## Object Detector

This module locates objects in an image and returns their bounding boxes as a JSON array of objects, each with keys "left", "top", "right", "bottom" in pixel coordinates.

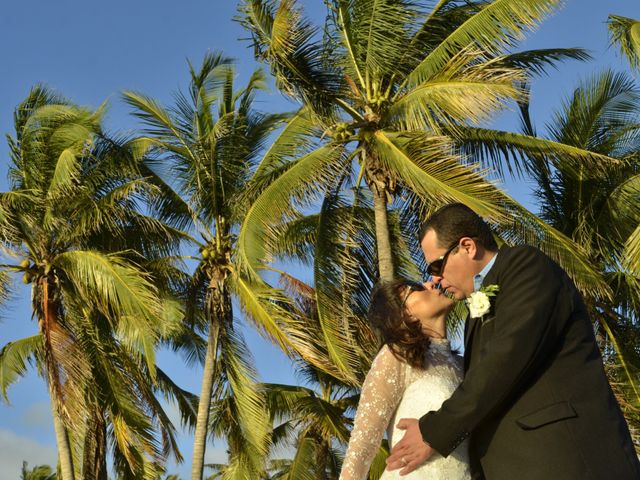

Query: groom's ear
[{"left": 459, "top": 237, "right": 479, "bottom": 259}]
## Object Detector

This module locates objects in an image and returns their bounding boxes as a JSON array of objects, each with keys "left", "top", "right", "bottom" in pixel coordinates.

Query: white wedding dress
[{"left": 340, "top": 339, "right": 471, "bottom": 479}]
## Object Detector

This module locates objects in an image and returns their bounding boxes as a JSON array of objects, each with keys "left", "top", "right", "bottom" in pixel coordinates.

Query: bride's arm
[{"left": 340, "top": 345, "right": 406, "bottom": 480}]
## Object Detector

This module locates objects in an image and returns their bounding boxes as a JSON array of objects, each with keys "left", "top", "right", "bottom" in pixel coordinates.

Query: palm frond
[
  {"left": 372, "top": 130, "right": 506, "bottom": 218},
  {"left": 250, "top": 108, "right": 320, "bottom": 180},
  {"left": 0, "top": 335, "right": 43, "bottom": 401},
  {"left": 404, "top": 0, "right": 563, "bottom": 88},
  {"left": 344, "top": 0, "right": 418, "bottom": 82},
  {"left": 313, "top": 191, "right": 375, "bottom": 380},
  {"left": 451, "top": 126, "right": 626, "bottom": 179},
  {"left": 624, "top": 222, "right": 640, "bottom": 278},
  {"left": 490, "top": 48, "right": 592, "bottom": 77},
  {"left": 122, "top": 91, "right": 195, "bottom": 150},
  {"left": 238, "top": 0, "right": 342, "bottom": 117},
  {"left": 608, "top": 14, "right": 640, "bottom": 71},
  {"left": 237, "top": 144, "right": 347, "bottom": 278},
  {"left": 46, "top": 147, "right": 83, "bottom": 199},
  {"left": 277, "top": 435, "right": 318, "bottom": 480},
  {"left": 546, "top": 70, "right": 640, "bottom": 151},
  {"left": 217, "top": 325, "right": 270, "bottom": 464},
  {"left": 155, "top": 367, "right": 199, "bottom": 431},
  {"left": 54, "top": 250, "right": 166, "bottom": 377},
  {"left": 389, "top": 73, "right": 523, "bottom": 132},
  {"left": 232, "top": 275, "right": 301, "bottom": 355}
]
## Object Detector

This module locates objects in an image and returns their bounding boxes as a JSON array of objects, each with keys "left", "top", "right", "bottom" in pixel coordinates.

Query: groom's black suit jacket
[{"left": 418, "top": 245, "right": 640, "bottom": 479}]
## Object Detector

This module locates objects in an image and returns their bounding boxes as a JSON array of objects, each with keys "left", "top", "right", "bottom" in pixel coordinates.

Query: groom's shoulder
[
  {"left": 498, "top": 245, "right": 559, "bottom": 273},
  {"left": 499, "top": 244, "right": 548, "bottom": 262}
]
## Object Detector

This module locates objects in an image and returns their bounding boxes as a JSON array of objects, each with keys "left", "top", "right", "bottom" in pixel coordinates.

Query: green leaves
[
  {"left": 608, "top": 14, "right": 640, "bottom": 71},
  {"left": 239, "top": 0, "right": 341, "bottom": 116},
  {"left": 218, "top": 325, "right": 270, "bottom": 468},
  {"left": 346, "top": 0, "right": 418, "bottom": 82},
  {"left": 47, "top": 147, "right": 82, "bottom": 199},
  {"left": 232, "top": 275, "right": 299, "bottom": 354},
  {"left": 389, "top": 74, "right": 523, "bottom": 132},
  {"left": 372, "top": 130, "right": 504, "bottom": 217},
  {"left": 404, "top": 0, "right": 563, "bottom": 87},
  {"left": 0, "top": 335, "right": 43, "bottom": 402},
  {"left": 261, "top": 371, "right": 356, "bottom": 479},
  {"left": 237, "top": 144, "right": 347, "bottom": 278},
  {"left": 54, "top": 250, "right": 168, "bottom": 377}
]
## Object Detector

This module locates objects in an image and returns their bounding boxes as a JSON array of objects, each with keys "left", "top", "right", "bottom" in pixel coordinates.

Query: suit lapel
[
  {"left": 464, "top": 313, "right": 477, "bottom": 352},
  {"left": 463, "top": 247, "right": 506, "bottom": 354}
]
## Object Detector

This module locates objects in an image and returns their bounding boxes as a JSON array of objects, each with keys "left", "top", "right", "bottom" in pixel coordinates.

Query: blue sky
[{"left": 0, "top": 0, "right": 638, "bottom": 478}]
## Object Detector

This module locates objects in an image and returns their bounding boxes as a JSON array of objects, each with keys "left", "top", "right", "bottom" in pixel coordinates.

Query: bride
[{"left": 339, "top": 279, "right": 471, "bottom": 479}]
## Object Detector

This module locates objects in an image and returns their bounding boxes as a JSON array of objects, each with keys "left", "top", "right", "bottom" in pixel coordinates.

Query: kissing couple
[{"left": 339, "top": 203, "right": 640, "bottom": 480}]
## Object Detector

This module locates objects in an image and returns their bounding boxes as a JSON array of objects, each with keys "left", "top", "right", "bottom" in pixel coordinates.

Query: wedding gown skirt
[{"left": 340, "top": 339, "right": 471, "bottom": 479}]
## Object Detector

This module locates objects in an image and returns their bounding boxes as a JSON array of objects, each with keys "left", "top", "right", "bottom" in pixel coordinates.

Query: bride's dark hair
[{"left": 368, "top": 278, "right": 431, "bottom": 368}]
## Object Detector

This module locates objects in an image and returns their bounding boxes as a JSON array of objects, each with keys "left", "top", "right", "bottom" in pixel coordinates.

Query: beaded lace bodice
[{"left": 340, "top": 339, "right": 471, "bottom": 479}]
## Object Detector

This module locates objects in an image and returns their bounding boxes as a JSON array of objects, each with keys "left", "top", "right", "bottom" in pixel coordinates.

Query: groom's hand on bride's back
[{"left": 386, "top": 418, "right": 434, "bottom": 475}]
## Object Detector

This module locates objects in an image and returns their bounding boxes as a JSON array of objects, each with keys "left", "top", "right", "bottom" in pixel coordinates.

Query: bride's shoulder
[
  {"left": 374, "top": 343, "right": 394, "bottom": 359},
  {"left": 371, "top": 344, "right": 410, "bottom": 369},
  {"left": 363, "top": 345, "right": 410, "bottom": 385},
  {"left": 372, "top": 344, "right": 404, "bottom": 368}
]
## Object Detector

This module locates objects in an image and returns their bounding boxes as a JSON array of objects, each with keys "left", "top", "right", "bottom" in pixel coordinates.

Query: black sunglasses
[{"left": 426, "top": 240, "right": 461, "bottom": 276}]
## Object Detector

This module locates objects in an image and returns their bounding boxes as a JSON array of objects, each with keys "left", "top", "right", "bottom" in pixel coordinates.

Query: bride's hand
[{"left": 386, "top": 418, "right": 434, "bottom": 474}]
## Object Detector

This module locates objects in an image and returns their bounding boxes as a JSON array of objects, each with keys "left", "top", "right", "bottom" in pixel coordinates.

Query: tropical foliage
[
  {"left": 20, "top": 462, "right": 57, "bottom": 480},
  {"left": 1, "top": 3, "right": 639, "bottom": 479},
  {"left": 236, "top": 0, "right": 624, "bottom": 382},
  {"left": 122, "top": 53, "right": 318, "bottom": 480},
  {"left": 608, "top": 14, "right": 640, "bottom": 72},
  {"left": 0, "top": 86, "right": 192, "bottom": 479}
]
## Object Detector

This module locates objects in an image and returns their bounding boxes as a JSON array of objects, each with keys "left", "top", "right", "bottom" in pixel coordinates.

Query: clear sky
[{"left": 0, "top": 0, "right": 638, "bottom": 478}]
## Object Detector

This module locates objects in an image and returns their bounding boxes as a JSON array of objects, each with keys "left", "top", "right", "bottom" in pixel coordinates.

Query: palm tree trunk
[
  {"left": 372, "top": 186, "right": 395, "bottom": 281},
  {"left": 192, "top": 267, "right": 230, "bottom": 480},
  {"left": 51, "top": 396, "right": 75, "bottom": 480},
  {"left": 191, "top": 320, "right": 220, "bottom": 480},
  {"left": 42, "top": 279, "right": 75, "bottom": 480}
]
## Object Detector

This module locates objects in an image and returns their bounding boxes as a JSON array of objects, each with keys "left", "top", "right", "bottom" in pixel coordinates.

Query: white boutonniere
[{"left": 466, "top": 284, "right": 499, "bottom": 319}]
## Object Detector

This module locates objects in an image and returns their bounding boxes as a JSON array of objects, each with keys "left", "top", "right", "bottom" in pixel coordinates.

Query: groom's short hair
[{"left": 420, "top": 203, "right": 498, "bottom": 251}]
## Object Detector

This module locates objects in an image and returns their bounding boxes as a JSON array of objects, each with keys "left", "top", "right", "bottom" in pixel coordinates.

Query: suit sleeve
[{"left": 419, "top": 247, "right": 572, "bottom": 456}]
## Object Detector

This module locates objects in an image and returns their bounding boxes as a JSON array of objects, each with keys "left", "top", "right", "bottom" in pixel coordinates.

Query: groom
[{"left": 386, "top": 203, "right": 640, "bottom": 479}]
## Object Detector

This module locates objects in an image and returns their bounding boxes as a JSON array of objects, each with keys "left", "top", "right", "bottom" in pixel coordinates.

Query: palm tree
[
  {"left": 68, "top": 142, "right": 199, "bottom": 479},
  {"left": 608, "top": 14, "right": 640, "bottom": 72},
  {"left": 123, "top": 53, "right": 325, "bottom": 480},
  {"left": 3, "top": 258, "right": 197, "bottom": 480},
  {"left": 205, "top": 268, "right": 370, "bottom": 480},
  {"left": 521, "top": 69, "right": 640, "bottom": 446},
  {"left": 20, "top": 462, "right": 57, "bottom": 480},
  {"left": 201, "top": 327, "right": 273, "bottom": 480},
  {"left": 237, "top": 0, "right": 615, "bottom": 376},
  {"left": 261, "top": 367, "right": 358, "bottom": 480},
  {"left": 257, "top": 270, "right": 395, "bottom": 480},
  {"left": 77, "top": 308, "right": 199, "bottom": 480},
  {"left": 0, "top": 86, "right": 187, "bottom": 480}
]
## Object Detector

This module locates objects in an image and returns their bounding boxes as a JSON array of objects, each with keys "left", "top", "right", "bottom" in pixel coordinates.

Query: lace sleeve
[{"left": 339, "top": 345, "right": 407, "bottom": 480}]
